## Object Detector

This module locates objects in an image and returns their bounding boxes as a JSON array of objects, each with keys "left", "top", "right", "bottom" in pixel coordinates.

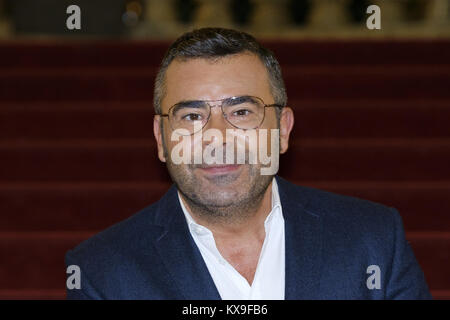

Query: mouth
[{"left": 197, "top": 164, "right": 242, "bottom": 175}]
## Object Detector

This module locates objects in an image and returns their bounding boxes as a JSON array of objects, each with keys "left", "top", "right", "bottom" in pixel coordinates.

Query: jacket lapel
[
  {"left": 277, "top": 176, "right": 324, "bottom": 300},
  {"left": 153, "top": 185, "right": 221, "bottom": 300},
  {"left": 152, "top": 178, "right": 323, "bottom": 300}
]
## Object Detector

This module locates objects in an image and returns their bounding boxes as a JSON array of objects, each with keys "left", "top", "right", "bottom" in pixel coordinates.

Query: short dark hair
[{"left": 153, "top": 28, "right": 287, "bottom": 118}]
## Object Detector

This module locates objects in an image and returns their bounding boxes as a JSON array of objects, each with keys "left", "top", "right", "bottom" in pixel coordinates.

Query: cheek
[
  {"left": 163, "top": 125, "right": 182, "bottom": 151},
  {"left": 261, "top": 107, "right": 279, "bottom": 128},
  {"left": 258, "top": 113, "right": 280, "bottom": 153},
  {"left": 164, "top": 130, "right": 202, "bottom": 164},
  {"left": 259, "top": 129, "right": 279, "bottom": 156}
]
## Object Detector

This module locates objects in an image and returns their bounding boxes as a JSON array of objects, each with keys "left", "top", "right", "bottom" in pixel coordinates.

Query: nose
[
  {"left": 200, "top": 105, "right": 233, "bottom": 158},
  {"left": 204, "top": 104, "right": 232, "bottom": 135}
]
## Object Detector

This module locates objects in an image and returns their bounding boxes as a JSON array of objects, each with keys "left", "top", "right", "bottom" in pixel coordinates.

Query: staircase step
[
  {"left": 0, "top": 182, "right": 168, "bottom": 232},
  {"left": 1, "top": 40, "right": 449, "bottom": 69},
  {"left": 407, "top": 232, "right": 450, "bottom": 291},
  {"left": 1, "top": 139, "right": 450, "bottom": 181},
  {"left": 0, "top": 232, "right": 448, "bottom": 292},
  {"left": 0, "top": 66, "right": 449, "bottom": 101},
  {"left": 266, "top": 40, "right": 450, "bottom": 66},
  {"left": 0, "top": 181, "right": 449, "bottom": 232},
  {"left": 0, "top": 289, "right": 65, "bottom": 300},
  {"left": 0, "top": 181, "right": 450, "bottom": 231},
  {"left": 300, "top": 181, "right": 450, "bottom": 233},
  {"left": 0, "top": 41, "right": 169, "bottom": 69},
  {"left": 283, "top": 65, "right": 450, "bottom": 100},
  {"left": 0, "top": 101, "right": 154, "bottom": 140},
  {"left": 279, "top": 138, "right": 450, "bottom": 181},
  {"left": 430, "top": 290, "right": 450, "bottom": 300},
  {"left": 0, "top": 232, "right": 93, "bottom": 290},
  {"left": 0, "top": 139, "right": 168, "bottom": 182},
  {"left": 1, "top": 100, "right": 450, "bottom": 140},
  {"left": 0, "top": 68, "right": 155, "bottom": 102},
  {"left": 291, "top": 99, "right": 450, "bottom": 139}
]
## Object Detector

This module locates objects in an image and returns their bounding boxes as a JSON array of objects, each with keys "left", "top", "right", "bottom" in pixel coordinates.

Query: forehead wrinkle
[{"left": 164, "top": 53, "right": 273, "bottom": 111}]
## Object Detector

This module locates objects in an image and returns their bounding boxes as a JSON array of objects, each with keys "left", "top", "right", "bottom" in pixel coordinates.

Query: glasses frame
[{"left": 158, "top": 95, "right": 284, "bottom": 135}]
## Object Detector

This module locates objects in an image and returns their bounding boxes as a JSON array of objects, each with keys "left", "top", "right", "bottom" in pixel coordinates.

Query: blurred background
[
  {"left": 1, "top": 0, "right": 450, "bottom": 38},
  {"left": 0, "top": 0, "right": 449, "bottom": 299}
]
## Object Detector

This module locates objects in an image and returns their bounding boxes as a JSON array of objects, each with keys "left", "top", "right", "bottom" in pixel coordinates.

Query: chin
[{"left": 199, "top": 192, "right": 244, "bottom": 208}]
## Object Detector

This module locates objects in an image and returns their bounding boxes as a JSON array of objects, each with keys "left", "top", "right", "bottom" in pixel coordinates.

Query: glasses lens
[
  {"left": 169, "top": 101, "right": 209, "bottom": 135},
  {"left": 222, "top": 96, "right": 265, "bottom": 129}
]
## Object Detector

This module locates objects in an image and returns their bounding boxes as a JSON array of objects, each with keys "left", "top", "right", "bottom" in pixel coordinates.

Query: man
[{"left": 65, "top": 28, "right": 431, "bottom": 299}]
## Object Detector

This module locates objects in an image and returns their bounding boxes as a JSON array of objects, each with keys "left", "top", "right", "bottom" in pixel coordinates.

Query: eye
[
  {"left": 182, "top": 113, "right": 203, "bottom": 121},
  {"left": 233, "top": 109, "right": 252, "bottom": 116}
]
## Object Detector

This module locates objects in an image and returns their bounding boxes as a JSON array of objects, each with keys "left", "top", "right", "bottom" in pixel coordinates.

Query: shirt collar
[
  {"left": 178, "top": 190, "right": 202, "bottom": 233},
  {"left": 266, "top": 177, "right": 282, "bottom": 226}
]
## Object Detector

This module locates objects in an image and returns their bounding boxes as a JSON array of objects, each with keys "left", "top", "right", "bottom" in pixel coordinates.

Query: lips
[{"left": 197, "top": 164, "right": 241, "bottom": 174}]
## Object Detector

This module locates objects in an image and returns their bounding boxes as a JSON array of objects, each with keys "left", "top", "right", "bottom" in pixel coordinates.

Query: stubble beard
[{"left": 163, "top": 142, "right": 274, "bottom": 226}]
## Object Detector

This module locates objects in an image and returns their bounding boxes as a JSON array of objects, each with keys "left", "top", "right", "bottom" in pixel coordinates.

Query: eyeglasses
[{"left": 159, "top": 95, "right": 283, "bottom": 136}]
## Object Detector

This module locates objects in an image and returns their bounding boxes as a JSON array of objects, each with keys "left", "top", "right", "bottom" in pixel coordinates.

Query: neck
[{"left": 180, "top": 181, "right": 273, "bottom": 239}]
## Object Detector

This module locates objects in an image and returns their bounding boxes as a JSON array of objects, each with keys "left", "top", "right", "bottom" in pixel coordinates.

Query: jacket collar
[
  {"left": 276, "top": 176, "right": 323, "bottom": 300},
  {"left": 151, "top": 176, "right": 323, "bottom": 299},
  {"left": 151, "top": 184, "right": 221, "bottom": 299}
]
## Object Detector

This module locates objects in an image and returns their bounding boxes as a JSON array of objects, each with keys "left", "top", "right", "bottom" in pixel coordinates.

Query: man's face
[{"left": 153, "top": 53, "right": 293, "bottom": 214}]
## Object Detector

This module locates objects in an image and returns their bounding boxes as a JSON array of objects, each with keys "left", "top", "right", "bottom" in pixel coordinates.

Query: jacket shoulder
[
  {"left": 277, "top": 176, "right": 398, "bottom": 222},
  {"left": 66, "top": 200, "right": 162, "bottom": 268},
  {"left": 278, "top": 177, "right": 432, "bottom": 299},
  {"left": 277, "top": 176, "right": 403, "bottom": 253}
]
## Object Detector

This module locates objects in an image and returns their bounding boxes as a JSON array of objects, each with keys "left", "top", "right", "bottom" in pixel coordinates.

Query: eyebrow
[
  {"left": 171, "top": 100, "right": 207, "bottom": 114},
  {"left": 224, "top": 96, "right": 256, "bottom": 105}
]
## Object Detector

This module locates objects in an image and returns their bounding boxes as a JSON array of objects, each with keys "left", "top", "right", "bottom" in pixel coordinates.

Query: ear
[
  {"left": 279, "top": 107, "right": 294, "bottom": 154},
  {"left": 153, "top": 115, "right": 166, "bottom": 162}
]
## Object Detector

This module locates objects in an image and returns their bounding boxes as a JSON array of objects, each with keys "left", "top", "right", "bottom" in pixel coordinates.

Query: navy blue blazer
[{"left": 65, "top": 176, "right": 432, "bottom": 299}]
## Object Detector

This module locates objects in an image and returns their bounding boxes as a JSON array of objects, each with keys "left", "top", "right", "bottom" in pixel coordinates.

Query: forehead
[{"left": 162, "top": 53, "right": 273, "bottom": 111}]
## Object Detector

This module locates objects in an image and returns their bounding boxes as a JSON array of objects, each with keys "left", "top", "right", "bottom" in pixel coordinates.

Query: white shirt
[{"left": 177, "top": 178, "right": 285, "bottom": 300}]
